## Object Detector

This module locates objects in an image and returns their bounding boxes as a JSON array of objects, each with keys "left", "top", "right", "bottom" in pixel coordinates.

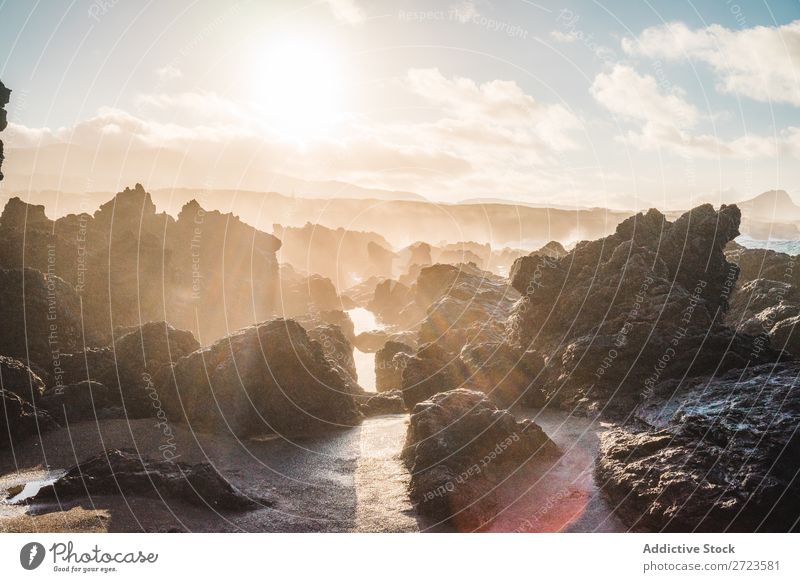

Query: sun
[{"left": 252, "top": 39, "right": 344, "bottom": 142}]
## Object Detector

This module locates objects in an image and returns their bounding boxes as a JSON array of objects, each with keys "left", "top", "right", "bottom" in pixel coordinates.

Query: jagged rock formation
[
  {"left": 403, "top": 389, "right": 558, "bottom": 529},
  {"left": 507, "top": 204, "right": 778, "bottom": 414},
  {"left": 358, "top": 390, "right": 406, "bottom": 416},
  {"left": 375, "top": 341, "right": 413, "bottom": 393},
  {"left": 0, "top": 186, "right": 281, "bottom": 345},
  {"left": 0, "top": 79, "right": 9, "bottom": 181},
  {"left": 305, "top": 323, "right": 359, "bottom": 390},
  {"left": 274, "top": 222, "right": 394, "bottom": 288},
  {"left": 31, "top": 448, "right": 259, "bottom": 510},
  {"left": 159, "top": 318, "right": 361, "bottom": 437},
  {"left": 0, "top": 267, "right": 104, "bottom": 374},
  {"left": 417, "top": 263, "right": 519, "bottom": 353},
  {"left": 729, "top": 278, "right": 800, "bottom": 357},
  {"left": 0, "top": 357, "right": 56, "bottom": 450},
  {"left": 597, "top": 363, "right": 800, "bottom": 532},
  {"left": 726, "top": 242, "right": 800, "bottom": 287}
]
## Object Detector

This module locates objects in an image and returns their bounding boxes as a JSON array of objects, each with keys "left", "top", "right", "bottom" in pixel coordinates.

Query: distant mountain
[{"left": 737, "top": 190, "right": 800, "bottom": 221}]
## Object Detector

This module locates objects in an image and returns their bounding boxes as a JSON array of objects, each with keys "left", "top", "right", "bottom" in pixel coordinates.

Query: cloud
[
  {"left": 406, "top": 67, "right": 582, "bottom": 151},
  {"left": 622, "top": 20, "right": 800, "bottom": 106},
  {"left": 323, "top": 0, "right": 365, "bottom": 25},
  {"left": 155, "top": 65, "right": 183, "bottom": 81},
  {"left": 591, "top": 65, "right": 797, "bottom": 159}
]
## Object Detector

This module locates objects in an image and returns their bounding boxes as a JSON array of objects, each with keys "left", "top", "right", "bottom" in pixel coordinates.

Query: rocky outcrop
[
  {"left": 729, "top": 278, "right": 800, "bottom": 357},
  {"left": 726, "top": 242, "right": 800, "bottom": 287},
  {"left": 597, "top": 363, "right": 800, "bottom": 532},
  {"left": 31, "top": 448, "right": 258, "bottom": 510},
  {"left": 0, "top": 267, "right": 104, "bottom": 373},
  {"left": 0, "top": 188, "right": 281, "bottom": 346},
  {"left": 460, "top": 342, "right": 547, "bottom": 407},
  {"left": 160, "top": 319, "right": 361, "bottom": 437},
  {"left": 507, "top": 204, "right": 778, "bottom": 414},
  {"left": 305, "top": 323, "right": 359, "bottom": 389},
  {"left": 417, "top": 263, "right": 520, "bottom": 353},
  {"left": 0, "top": 79, "right": 9, "bottom": 181},
  {"left": 403, "top": 389, "right": 558, "bottom": 529},
  {"left": 358, "top": 391, "right": 406, "bottom": 416},
  {"left": 400, "top": 342, "right": 468, "bottom": 409},
  {"left": 46, "top": 321, "right": 200, "bottom": 419},
  {"left": 0, "top": 355, "right": 46, "bottom": 403},
  {"left": 40, "top": 381, "right": 120, "bottom": 424},
  {"left": 0, "top": 358, "right": 56, "bottom": 449},
  {"left": 375, "top": 341, "right": 413, "bottom": 393}
]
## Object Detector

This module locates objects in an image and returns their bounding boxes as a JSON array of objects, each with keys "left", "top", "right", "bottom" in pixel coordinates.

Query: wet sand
[
  {"left": 1, "top": 407, "right": 623, "bottom": 532},
  {"left": 486, "top": 407, "right": 626, "bottom": 532}
]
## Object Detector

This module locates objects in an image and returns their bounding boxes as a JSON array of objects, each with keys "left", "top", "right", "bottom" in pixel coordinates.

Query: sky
[{"left": 0, "top": 0, "right": 799, "bottom": 210}]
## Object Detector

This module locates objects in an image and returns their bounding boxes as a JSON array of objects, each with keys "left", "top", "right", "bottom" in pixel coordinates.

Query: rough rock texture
[
  {"left": 400, "top": 342, "right": 468, "bottom": 409},
  {"left": 729, "top": 278, "right": 800, "bottom": 357},
  {"left": 507, "top": 204, "right": 778, "bottom": 414},
  {"left": 0, "top": 389, "right": 56, "bottom": 450},
  {"left": 305, "top": 323, "right": 359, "bottom": 390},
  {"left": 417, "top": 263, "right": 520, "bottom": 353},
  {"left": 460, "top": 342, "right": 547, "bottom": 407},
  {"left": 368, "top": 279, "right": 414, "bottom": 325},
  {"left": 48, "top": 321, "right": 200, "bottom": 419},
  {"left": 0, "top": 356, "right": 46, "bottom": 403},
  {"left": 726, "top": 242, "right": 800, "bottom": 287},
  {"left": 0, "top": 79, "right": 9, "bottom": 181},
  {"left": 32, "top": 448, "right": 259, "bottom": 510},
  {"left": 0, "top": 267, "right": 103, "bottom": 371},
  {"left": 0, "top": 187, "right": 281, "bottom": 346},
  {"left": 375, "top": 341, "right": 413, "bottom": 393},
  {"left": 597, "top": 363, "right": 800, "bottom": 532},
  {"left": 403, "top": 389, "right": 559, "bottom": 529},
  {"left": 160, "top": 319, "right": 361, "bottom": 437},
  {"left": 358, "top": 391, "right": 406, "bottom": 416},
  {"left": 40, "top": 381, "right": 120, "bottom": 424}
]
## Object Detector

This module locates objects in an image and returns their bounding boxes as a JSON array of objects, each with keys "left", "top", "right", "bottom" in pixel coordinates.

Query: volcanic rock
[
  {"left": 375, "top": 341, "right": 413, "bottom": 393},
  {"left": 160, "top": 318, "right": 361, "bottom": 437},
  {"left": 597, "top": 363, "right": 800, "bottom": 531},
  {"left": 0, "top": 389, "right": 56, "bottom": 450},
  {"left": 507, "top": 204, "right": 779, "bottom": 414},
  {"left": 403, "top": 388, "right": 558, "bottom": 529},
  {"left": 31, "top": 448, "right": 258, "bottom": 510},
  {"left": 358, "top": 391, "right": 406, "bottom": 416}
]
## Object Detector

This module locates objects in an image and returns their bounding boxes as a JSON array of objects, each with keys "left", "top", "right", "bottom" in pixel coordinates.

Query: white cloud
[
  {"left": 155, "top": 65, "right": 183, "bottom": 81},
  {"left": 406, "top": 67, "right": 582, "bottom": 151},
  {"left": 622, "top": 20, "right": 800, "bottom": 106},
  {"left": 591, "top": 65, "right": 797, "bottom": 159},
  {"left": 323, "top": 0, "right": 365, "bottom": 25}
]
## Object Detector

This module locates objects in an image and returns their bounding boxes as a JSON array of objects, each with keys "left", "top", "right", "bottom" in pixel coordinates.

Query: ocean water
[{"left": 736, "top": 236, "right": 800, "bottom": 256}]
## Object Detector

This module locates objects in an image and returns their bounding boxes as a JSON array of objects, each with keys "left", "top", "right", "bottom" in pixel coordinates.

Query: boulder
[
  {"left": 0, "top": 389, "right": 56, "bottom": 450},
  {"left": 161, "top": 319, "right": 361, "bottom": 437},
  {"left": 403, "top": 389, "right": 558, "bottom": 529},
  {"left": 0, "top": 355, "right": 46, "bottom": 403},
  {"left": 460, "top": 342, "right": 546, "bottom": 407},
  {"left": 31, "top": 448, "right": 259, "bottom": 510},
  {"left": 305, "top": 323, "right": 359, "bottom": 389},
  {"left": 728, "top": 278, "right": 800, "bottom": 357},
  {"left": 39, "top": 381, "right": 121, "bottom": 424},
  {"left": 400, "top": 342, "right": 467, "bottom": 409},
  {"left": 359, "top": 391, "right": 406, "bottom": 416},
  {"left": 375, "top": 341, "right": 413, "bottom": 393},
  {"left": 597, "top": 363, "right": 800, "bottom": 532}
]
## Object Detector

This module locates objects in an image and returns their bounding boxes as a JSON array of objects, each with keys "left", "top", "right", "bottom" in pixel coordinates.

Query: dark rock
[
  {"left": 359, "top": 391, "right": 406, "bottom": 416},
  {"left": 39, "top": 381, "right": 120, "bottom": 424},
  {"left": 726, "top": 243, "right": 800, "bottom": 287},
  {"left": 460, "top": 342, "right": 546, "bottom": 407},
  {"left": 0, "top": 79, "right": 9, "bottom": 181},
  {"left": 31, "top": 448, "right": 259, "bottom": 510},
  {"left": 729, "top": 278, "right": 800, "bottom": 357},
  {"left": 0, "top": 268, "right": 103, "bottom": 371},
  {"left": 507, "top": 204, "right": 779, "bottom": 414},
  {"left": 376, "top": 341, "right": 413, "bottom": 393},
  {"left": 0, "top": 389, "right": 56, "bottom": 450},
  {"left": 403, "top": 388, "right": 558, "bottom": 529},
  {"left": 305, "top": 323, "right": 359, "bottom": 389},
  {"left": 597, "top": 363, "right": 800, "bottom": 532},
  {"left": 367, "top": 279, "right": 413, "bottom": 325},
  {"left": 0, "top": 355, "right": 46, "bottom": 403},
  {"left": 161, "top": 319, "right": 361, "bottom": 437},
  {"left": 400, "top": 342, "right": 468, "bottom": 409}
]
